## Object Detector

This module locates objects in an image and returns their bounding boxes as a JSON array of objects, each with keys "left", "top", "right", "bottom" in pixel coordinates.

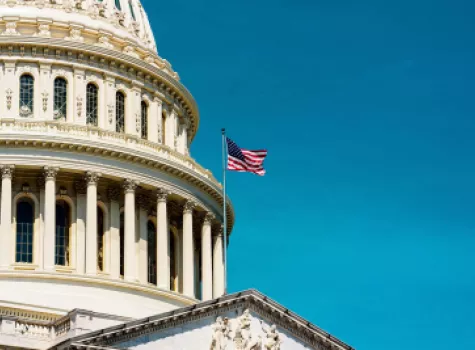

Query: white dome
[{"left": 0, "top": 0, "right": 158, "bottom": 54}]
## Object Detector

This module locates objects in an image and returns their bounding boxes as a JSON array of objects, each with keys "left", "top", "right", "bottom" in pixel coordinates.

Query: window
[
  {"left": 16, "top": 198, "right": 34, "bottom": 263},
  {"left": 86, "top": 83, "right": 98, "bottom": 126},
  {"left": 54, "top": 78, "right": 68, "bottom": 120},
  {"left": 19, "top": 74, "right": 34, "bottom": 117},
  {"left": 147, "top": 221, "right": 157, "bottom": 284},
  {"left": 141, "top": 101, "right": 148, "bottom": 139},
  {"left": 55, "top": 200, "right": 71, "bottom": 266},
  {"left": 115, "top": 0, "right": 122, "bottom": 10},
  {"left": 116, "top": 91, "right": 125, "bottom": 133},
  {"left": 98, "top": 207, "right": 105, "bottom": 271},
  {"left": 129, "top": 1, "right": 136, "bottom": 20}
]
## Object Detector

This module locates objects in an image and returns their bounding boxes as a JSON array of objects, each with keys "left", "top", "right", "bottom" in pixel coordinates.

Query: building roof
[{"left": 53, "top": 289, "right": 354, "bottom": 350}]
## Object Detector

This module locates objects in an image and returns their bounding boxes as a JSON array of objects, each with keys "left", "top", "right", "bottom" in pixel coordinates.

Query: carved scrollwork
[
  {"left": 43, "top": 166, "right": 59, "bottom": 180},
  {"left": 1, "top": 165, "right": 15, "bottom": 179}
]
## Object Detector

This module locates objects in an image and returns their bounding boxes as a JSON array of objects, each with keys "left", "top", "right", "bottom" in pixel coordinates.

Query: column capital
[
  {"left": 183, "top": 200, "right": 196, "bottom": 214},
  {"left": 43, "top": 166, "right": 59, "bottom": 180},
  {"left": 107, "top": 187, "right": 121, "bottom": 202},
  {"left": 123, "top": 178, "right": 139, "bottom": 193},
  {"left": 213, "top": 224, "right": 225, "bottom": 238},
  {"left": 1, "top": 165, "right": 14, "bottom": 179},
  {"left": 154, "top": 96, "right": 163, "bottom": 106},
  {"left": 156, "top": 188, "right": 170, "bottom": 203},
  {"left": 85, "top": 171, "right": 101, "bottom": 185},
  {"left": 204, "top": 212, "right": 216, "bottom": 225}
]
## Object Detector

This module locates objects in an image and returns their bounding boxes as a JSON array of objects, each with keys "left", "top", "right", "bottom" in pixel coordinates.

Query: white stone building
[{"left": 0, "top": 1, "right": 353, "bottom": 350}]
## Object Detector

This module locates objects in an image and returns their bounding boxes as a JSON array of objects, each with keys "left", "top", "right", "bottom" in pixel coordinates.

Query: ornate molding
[
  {"left": 183, "top": 200, "right": 196, "bottom": 214},
  {"left": 123, "top": 178, "right": 139, "bottom": 193},
  {"left": 156, "top": 188, "right": 170, "bottom": 203},
  {"left": 43, "top": 166, "right": 59, "bottom": 180},
  {"left": 85, "top": 171, "right": 101, "bottom": 185},
  {"left": 1, "top": 165, "right": 15, "bottom": 179}
]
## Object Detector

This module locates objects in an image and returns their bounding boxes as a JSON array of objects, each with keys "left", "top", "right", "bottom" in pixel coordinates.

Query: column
[
  {"left": 182, "top": 119, "right": 190, "bottom": 155},
  {"left": 156, "top": 189, "right": 169, "bottom": 289},
  {"left": 182, "top": 200, "right": 195, "bottom": 298},
  {"left": 123, "top": 179, "right": 138, "bottom": 282},
  {"left": 137, "top": 194, "right": 148, "bottom": 284},
  {"left": 75, "top": 181, "right": 87, "bottom": 274},
  {"left": 43, "top": 166, "right": 59, "bottom": 271},
  {"left": 213, "top": 226, "right": 225, "bottom": 298},
  {"left": 165, "top": 105, "right": 175, "bottom": 148},
  {"left": 201, "top": 212, "right": 214, "bottom": 300},
  {"left": 37, "top": 177, "right": 45, "bottom": 269},
  {"left": 85, "top": 172, "right": 100, "bottom": 275},
  {"left": 108, "top": 187, "right": 121, "bottom": 279},
  {"left": 0, "top": 166, "right": 14, "bottom": 269}
]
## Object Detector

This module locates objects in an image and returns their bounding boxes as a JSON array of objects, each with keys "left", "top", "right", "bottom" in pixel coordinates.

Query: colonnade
[{"left": 0, "top": 165, "right": 225, "bottom": 301}]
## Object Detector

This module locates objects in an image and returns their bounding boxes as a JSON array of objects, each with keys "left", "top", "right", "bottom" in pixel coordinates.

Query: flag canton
[{"left": 226, "top": 138, "right": 246, "bottom": 162}]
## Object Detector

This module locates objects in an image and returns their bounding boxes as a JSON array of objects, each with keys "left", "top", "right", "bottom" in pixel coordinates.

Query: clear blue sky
[{"left": 144, "top": 1, "right": 475, "bottom": 349}]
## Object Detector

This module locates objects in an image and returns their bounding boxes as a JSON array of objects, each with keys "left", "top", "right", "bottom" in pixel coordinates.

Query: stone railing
[{"left": 0, "top": 119, "right": 219, "bottom": 186}]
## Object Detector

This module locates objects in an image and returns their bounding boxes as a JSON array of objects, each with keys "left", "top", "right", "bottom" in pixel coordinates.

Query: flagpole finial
[{"left": 222, "top": 128, "right": 226, "bottom": 135}]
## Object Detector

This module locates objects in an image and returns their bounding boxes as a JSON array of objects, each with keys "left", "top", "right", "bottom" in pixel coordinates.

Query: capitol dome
[{"left": 0, "top": 0, "right": 233, "bottom": 319}]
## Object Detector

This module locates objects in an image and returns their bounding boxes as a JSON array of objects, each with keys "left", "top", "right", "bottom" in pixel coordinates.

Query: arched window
[
  {"left": 115, "top": 0, "right": 122, "bottom": 10},
  {"left": 55, "top": 200, "right": 71, "bottom": 266},
  {"left": 86, "top": 83, "right": 98, "bottom": 126},
  {"left": 116, "top": 91, "right": 125, "bottom": 133},
  {"left": 120, "top": 212, "right": 125, "bottom": 277},
  {"left": 161, "top": 111, "right": 167, "bottom": 144},
  {"left": 147, "top": 221, "right": 157, "bottom": 284},
  {"left": 98, "top": 207, "right": 105, "bottom": 271},
  {"left": 141, "top": 101, "right": 148, "bottom": 139},
  {"left": 19, "top": 74, "right": 34, "bottom": 117},
  {"left": 54, "top": 78, "right": 68, "bottom": 120},
  {"left": 170, "top": 230, "right": 178, "bottom": 291},
  {"left": 16, "top": 198, "right": 34, "bottom": 263}
]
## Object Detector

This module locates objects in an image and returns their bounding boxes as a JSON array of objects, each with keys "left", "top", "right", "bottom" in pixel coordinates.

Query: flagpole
[{"left": 221, "top": 128, "right": 228, "bottom": 295}]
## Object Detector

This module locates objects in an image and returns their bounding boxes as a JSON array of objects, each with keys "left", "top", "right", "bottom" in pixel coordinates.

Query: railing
[{"left": 0, "top": 119, "right": 219, "bottom": 186}]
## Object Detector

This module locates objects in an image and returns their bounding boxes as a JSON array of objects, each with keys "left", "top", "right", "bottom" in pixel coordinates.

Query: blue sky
[{"left": 144, "top": 0, "right": 475, "bottom": 349}]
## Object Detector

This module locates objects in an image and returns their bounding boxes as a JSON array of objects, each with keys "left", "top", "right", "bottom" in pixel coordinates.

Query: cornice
[
  {"left": 0, "top": 119, "right": 234, "bottom": 234},
  {"left": 0, "top": 270, "right": 197, "bottom": 307},
  {"left": 58, "top": 290, "right": 353, "bottom": 350},
  {"left": 0, "top": 36, "right": 199, "bottom": 140}
]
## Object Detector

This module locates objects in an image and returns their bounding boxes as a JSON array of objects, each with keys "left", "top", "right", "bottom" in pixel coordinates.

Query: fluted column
[
  {"left": 75, "top": 181, "right": 87, "bottom": 274},
  {"left": 123, "top": 179, "right": 138, "bottom": 282},
  {"left": 182, "top": 200, "right": 195, "bottom": 298},
  {"left": 43, "top": 166, "right": 59, "bottom": 271},
  {"left": 201, "top": 212, "right": 214, "bottom": 300},
  {"left": 0, "top": 166, "right": 14, "bottom": 268},
  {"left": 156, "top": 189, "right": 169, "bottom": 289},
  {"left": 137, "top": 194, "right": 149, "bottom": 284},
  {"left": 213, "top": 226, "right": 225, "bottom": 298},
  {"left": 108, "top": 187, "right": 121, "bottom": 279},
  {"left": 85, "top": 172, "right": 101, "bottom": 275}
]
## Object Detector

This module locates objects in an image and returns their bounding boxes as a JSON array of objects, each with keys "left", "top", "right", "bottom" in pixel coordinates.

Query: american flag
[{"left": 226, "top": 137, "right": 268, "bottom": 176}]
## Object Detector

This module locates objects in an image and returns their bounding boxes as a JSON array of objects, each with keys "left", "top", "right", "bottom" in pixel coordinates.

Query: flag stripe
[{"left": 226, "top": 137, "right": 267, "bottom": 176}]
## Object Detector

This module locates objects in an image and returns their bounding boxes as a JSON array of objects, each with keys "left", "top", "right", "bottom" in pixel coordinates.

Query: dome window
[
  {"left": 16, "top": 198, "right": 34, "bottom": 264},
  {"left": 86, "top": 83, "right": 99, "bottom": 126},
  {"left": 54, "top": 78, "right": 68, "bottom": 121},
  {"left": 116, "top": 91, "right": 126, "bottom": 133},
  {"left": 129, "top": 1, "right": 137, "bottom": 21},
  {"left": 19, "top": 74, "right": 34, "bottom": 117},
  {"left": 141, "top": 100, "right": 148, "bottom": 139}
]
